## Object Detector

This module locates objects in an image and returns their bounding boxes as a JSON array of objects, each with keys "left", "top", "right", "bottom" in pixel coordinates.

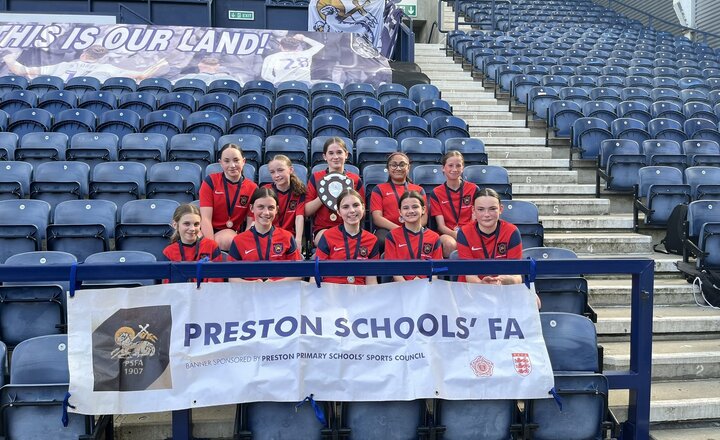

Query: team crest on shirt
[
  {"left": 422, "top": 243, "right": 433, "bottom": 255},
  {"left": 288, "top": 200, "right": 298, "bottom": 211},
  {"left": 239, "top": 195, "right": 249, "bottom": 206},
  {"left": 497, "top": 242, "right": 507, "bottom": 255},
  {"left": 273, "top": 243, "right": 284, "bottom": 254},
  {"left": 462, "top": 195, "right": 472, "bottom": 205},
  {"left": 359, "top": 246, "right": 368, "bottom": 257}
]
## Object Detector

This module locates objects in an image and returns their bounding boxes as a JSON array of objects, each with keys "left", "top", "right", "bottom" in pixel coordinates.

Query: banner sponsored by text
[{"left": 67, "top": 280, "right": 554, "bottom": 414}]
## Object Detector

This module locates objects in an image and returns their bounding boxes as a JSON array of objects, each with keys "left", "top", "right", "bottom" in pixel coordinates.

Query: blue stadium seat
[
  {"left": 275, "top": 94, "right": 310, "bottom": 118},
  {"left": 698, "top": 222, "right": 720, "bottom": 269},
  {"left": 67, "top": 132, "right": 119, "bottom": 171},
  {"left": 276, "top": 81, "right": 310, "bottom": 99},
  {"left": 0, "top": 110, "right": 9, "bottom": 136},
  {"left": 683, "top": 102, "right": 719, "bottom": 124},
  {"left": 616, "top": 101, "right": 651, "bottom": 126},
  {"left": 218, "top": 134, "right": 264, "bottom": 169},
  {"left": 527, "top": 86, "right": 559, "bottom": 121},
  {"left": 681, "top": 89, "right": 710, "bottom": 104},
  {"left": 534, "top": 276, "right": 594, "bottom": 318},
  {"left": 391, "top": 115, "right": 430, "bottom": 142},
  {"left": 168, "top": 133, "right": 216, "bottom": 168},
  {"left": 419, "top": 98, "right": 453, "bottom": 123},
  {"left": 411, "top": 164, "right": 445, "bottom": 193},
  {"left": 0, "top": 161, "right": 32, "bottom": 200},
  {"left": 16, "top": 132, "right": 68, "bottom": 169},
  {"left": 409, "top": 84, "right": 441, "bottom": 104},
  {"left": 344, "top": 82, "right": 376, "bottom": 100},
  {"left": 137, "top": 77, "right": 173, "bottom": 96},
  {"left": 648, "top": 118, "right": 688, "bottom": 144},
  {"left": 146, "top": 162, "right": 202, "bottom": 203},
  {"left": 101, "top": 77, "right": 137, "bottom": 96},
  {"left": 685, "top": 200, "right": 720, "bottom": 269},
  {"left": 342, "top": 400, "right": 426, "bottom": 440},
  {"left": 311, "top": 96, "right": 346, "bottom": 117},
  {"left": 621, "top": 87, "right": 652, "bottom": 107},
  {"left": 496, "top": 65, "right": 524, "bottom": 92},
  {"left": 582, "top": 101, "right": 616, "bottom": 126},
  {"left": 97, "top": 109, "right": 142, "bottom": 138},
  {"left": 27, "top": 73, "right": 65, "bottom": 95},
  {"left": 10, "top": 334, "right": 69, "bottom": 383},
  {"left": 30, "top": 161, "right": 90, "bottom": 212},
  {"left": 685, "top": 118, "right": 720, "bottom": 143},
  {"left": 597, "top": 139, "right": 645, "bottom": 193},
  {"left": 312, "top": 114, "right": 351, "bottom": 138},
  {"left": 361, "top": 163, "right": 389, "bottom": 205},
  {"left": 642, "top": 140, "right": 686, "bottom": 170},
  {"left": 83, "top": 250, "right": 157, "bottom": 288},
  {"left": 8, "top": 108, "right": 52, "bottom": 138},
  {"left": 444, "top": 137, "right": 487, "bottom": 165},
  {"left": 173, "top": 78, "right": 207, "bottom": 98},
  {"left": 270, "top": 112, "right": 309, "bottom": 138},
  {"left": 119, "top": 92, "right": 157, "bottom": 118},
  {"left": 237, "top": 401, "right": 330, "bottom": 440},
  {"left": 383, "top": 98, "right": 418, "bottom": 122},
  {"left": 464, "top": 165, "right": 512, "bottom": 199},
  {"left": 240, "top": 80, "right": 272, "bottom": 99},
  {"left": 559, "top": 87, "right": 590, "bottom": 106},
  {"left": 64, "top": 76, "right": 101, "bottom": 98},
  {"left": 310, "top": 136, "right": 353, "bottom": 166},
  {"left": 257, "top": 163, "right": 306, "bottom": 186},
  {"left": 589, "top": 87, "right": 622, "bottom": 106},
  {"left": 541, "top": 312, "right": 599, "bottom": 372},
  {"left": 142, "top": 109, "right": 184, "bottom": 137},
  {"left": 634, "top": 166, "right": 691, "bottom": 229},
  {"left": 78, "top": 91, "right": 117, "bottom": 117},
  {"left": 115, "top": 199, "right": 178, "bottom": 259},
  {"left": 0, "top": 200, "right": 50, "bottom": 263},
  {"left": 431, "top": 116, "right": 470, "bottom": 144},
  {"left": 310, "top": 82, "right": 343, "bottom": 100},
  {"left": 197, "top": 92, "right": 235, "bottom": 119},
  {"left": 377, "top": 83, "right": 408, "bottom": 104},
  {"left": 685, "top": 167, "right": 720, "bottom": 200},
  {"left": 158, "top": 92, "right": 196, "bottom": 118},
  {"left": 501, "top": 200, "right": 543, "bottom": 248},
  {"left": 356, "top": 137, "right": 398, "bottom": 171},
  {"left": 38, "top": 90, "right": 76, "bottom": 117},
  {"left": 347, "top": 96, "right": 383, "bottom": 120},
  {"left": 185, "top": 110, "right": 227, "bottom": 140},
  {"left": 229, "top": 112, "right": 269, "bottom": 139},
  {"left": 611, "top": 117, "right": 650, "bottom": 145},
  {"left": 90, "top": 161, "right": 147, "bottom": 214},
  {"left": 119, "top": 132, "right": 168, "bottom": 168},
  {"left": 683, "top": 140, "right": 720, "bottom": 167},
  {"left": 3, "top": 250, "right": 75, "bottom": 294},
  {"left": 0, "top": 90, "right": 37, "bottom": 114},
  {"left": 523, "top": 246, "right": 578, "bottom": 260},
  {"left": 434, "top": 399, "right": 520, "bottom": 440},
  {"left": 572, "top": 117, "right": 613, "bottom": 159},
  {"left": 400, "top": 137, "right": 443, "bottom": 165},
  {"left": 51, "top": 108, "right": 97, "bottom": 138},
  {"left": 0, "top": 75, "right": 28, "bottom": 94},
  {"left": 47, "top": 199, "right": 116, "bottom": 261},
  {"left": 547, "top": 100, "right": 583, "bottom": 137},
  {"left": 263, "top": 135, "right": 309, "bottom": 165}
]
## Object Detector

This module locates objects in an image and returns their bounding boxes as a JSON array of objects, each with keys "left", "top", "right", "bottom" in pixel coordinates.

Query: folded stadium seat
[
  {"left": 101, "top": 77, "right": 137, "bottom": 97},
  {"left": 582, "top": 101, "right": 616, "bottom": 126},
  {"left": 229, "top": 112, "right": 269, "bottom": 139},
  {"left": 168, "top": 133, "right": 215, "bottom": 168},
  {"left": 341, "top": 400, "right": 427, "bottom": 439},
  {"left": 310, "top": 82, "right": 343, "bottom": 100},
  {"left": 704, "top": 68, "right": 720, "bottom": 79},
  {"left": 681, "top": 89, "right": 710, "bottom": 105},
  {"left": 240, "top": 80, "right": 273, "bottom": 100},
  {"left": 685, "top": 167, "right": 720, "bottom": 200},
  {"left": 628, "top": 66, "right": 652, "bottom": 78},
  {"left": 119, "top": 132, "right": 168, "bottom": 168},
  {"left": 571, "top": 117, "right": 612, "bottom": 160},
  {"left": 500, "top": 200, "right": 543, "bottom": 248},
  {"left": 50, "top": 108, "right": 96, "bottom": 139},
  {"left": 0, "top": 161, "right": 32, "bottom": 200},
  {"left": 391, "top": 115, "right": 430, "bottom": 143},
  {"left": 64, "top": 76, "right": 101, "bottom": 99},
  {"left": 601, "top": 65, "right": 627, "bottom": 77},
  {"left": 683, "top": 139, "right": 720, "bottom": 167},
  {"left": 419, "top": 98, "right": 453, "bottom": 123},
  {"left": 616, "top": 101, "right": 651, "bottom": 126},
  {"left": 344, "top": 83, "right": 376, "bottom": 101},
  {"left": 118, "top": 92, "right": 157, "bottom": 118},
  {"left": 708, "top": 81, "right": 720, "bottom": 98},
  {"left": 355, "top": 137, "right": 398, "bottom": 172},
  {"left": 642, "top": 140, "right": 686, "bottom": 170},
  {"left": 463, "top": 164, "right": 512, "bottom": 200},
  {"left": 431, "top": 116, "right": 470, "bottom": 144},
  {"left": 536, "top": 57, "right": 559, "bottom": 69},
  {"left": 257, "top": 163, "right": 306, "bottom": 186},
  {"left": 651, "top": 87, "right": 683, "bottom": 106},
  {"left": 310, "top": 136, "right": 353, "bottom": 167},
  {"left": 185, "top": 110, "right": 227, "bottom": 140},
  {"left": 524, "top": 65, "right": 549, "bottom": 77},
  {"left": 540, "top": 312, "right": 602, "bottom": 372},
  {"left": 383, "top": 98, "right": 417, "bottom": 122},
  {"left": 684, "top": 102, "right": 719, "bottom": 124},
  {"left": 655, "top": 75, "right": 682, "bottom": 91},
  {"left": 25, "top": 75, "right": 63, "bottom": 97},
  {"left": 633, "top": 166, "right": 691, "bottom": 230},
  {"left": 66, "top": 132, "right": 119, "bottom": 172},
  {"left": 197, "top": 92, "right": 235, "bottom": 120},
  {"left": 650, "top": 101, "right": 685, "bottom": 125},
  {"left": 547, "top": 100, "right": 583, "bottom": 139},
  {"left": 7, "top": 108, "right": 52, "bottom": 138},
  {"left": 46, "top": 199, "right": 116, "bottom": 261},
  {"left": 0, "top": 74, "right": 28, "bottom": 94},
  {"left": 680, "top": 66, "right": 705, "bottom": 79},
  {"left": 90, "top": 161, "right": 146, "bottom": 216},
  {"left": 15, "top": 132, "right": 68, "bottom": 169},
  {"left": 83, "top": 250, "right": 157, "bottom": 288},
  {"left": 0, "top": 109, "right": 8, "bottom": 135},
  {"left": 496, "top": 65, "right": 524, "bottom": 92},
  {"left": 654, "top": 67, "right": 679, "bottom": 79},
  {"left": 685, "top": 118, "right": 720, "bottom": 143},
  {"left": 146, "top": 162, "right": 202, "bottom": 203},
  {"left": 158, "top": 91, "right": 196, "bottom": 118},
  {"left": 137, "top": 77, "right": 173, "bottom": 97},
  {"left": 621, "top": 87, "right": 652, "bottom": 107},
  {"left": 77, "top": 90, "right": 117, "bottom": 117},
  {"left": 311, "top": 114, "right": 351, "bottom": 138},
  {"left": 568, "top": 75, "right": 597, "bottom": 93},
  {"left": 311, "top": 95, "right": 346, "bottom": 118},
  {"left": 275, "top": 94, "right": 310, "bottom": 118},
  {"left": 433, "top": 398, "right": 521, "bottom": 439},
  {"left": 681, "top": 76, "right": 712, "bottom": 96},
  {"left": 96, "top": 108, "right": 142, "bottom": 138},
  {"left": 608, "top": 57, "right": 631, "bottom": 69},
  {"left": 276, "top": 80, "right": 310, "bottom": 100},
  {"left": 218, "top": 134, "right": 264, "bottom": 169},
  {"left": 377, "top": 83, "right": 408, "bottom": 104},
  {"left": 470, "top": 48, "right": 498, "bottom": 78},
  {"left": 37, "top": 90, "right": 76, "bottom": 118},
  {"left": 263, "top": 134, "right": 308, "bottom": 165},
  {"left": 558, "top": 87, "right": 590, "bottom": 107},
  {"left": 30, "top": 161, "right": 89, "bottom": 213},
  {"left": 508, "top": 74, "right": 541, "bottom": 106},
  {"left": 347, "top": 96, "right": 383, "bottom": 121},
  {"left": 444, "top": 137, "right": 487, "bottom": 165},
  {"left": 648, "top": 118, "right": 689, "bottom": 145},
  {"left": 3, "top": 249, "right": 75, "bottom": 294},
  {"left": 115, "top": 199, "right": 178, "bottom": 258},
  {"left": 270, "top": 112, "right": 309, "bottom": 138},
  {"left": 206, "top": 162, "right": 256, "bottom": 183},
  {"left": 0, "top": 199, "right": 50, "bottom": 263},
  {"left": 611, "top": 117, "right": 650, "bottom": 145},
  {"left": 527, "top": 86, "right": 559, "bottom": 122},
  {"left": 533, "top": 275, "right": 594, "bottom": 317},
  {"left": 685, "top": 200, "right": 720, "bottom": 267},
  {"left": 361, "top": 163, "right": 388, "bottom": 206},
  {"left": 207, "top": 79, "right": 242, "bottom": 101},
  {"left": 173, "top": 78, "right": 207, "bottom": 98},
  {"left": 596, "top": 139, "right": 645, "bottom": 194},
  {"left": 235, "top": 401, "right": 333, "bottom": 440},
  {"left": 141, "top": 109, "right": 184, "bottom": 138},
  {"left": 400, "top": 137, "right": 443, "bottom": 165},
  {"left": 408, "top": 84, "right": 440, "bottom": 105},
  {"left": 523, "top": 246, "right": 578, "bottom": 261},
  {"left": 588, "top": 87, "right": 622, "bottom": 106}
]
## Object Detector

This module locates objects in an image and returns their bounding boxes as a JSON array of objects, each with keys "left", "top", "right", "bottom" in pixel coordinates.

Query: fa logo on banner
[
  {"left": 470, "top": 355, "right": 494, "bottom": 377},
  {"left": 110, "top": 325, "right": 158, "bottom": 360},
  {"left": 512, "top": 352, "right": 532, "bottom": 376}
]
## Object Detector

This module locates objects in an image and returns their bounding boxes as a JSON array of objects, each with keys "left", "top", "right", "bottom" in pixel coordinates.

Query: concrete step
[
  {"left": 470, "top": 127, "right": 538, "bottom": 137},
  {"left": 610, "top": 379, "right": 720, "bottom": 424},
  {"left": 507, "top": 170, "right": 577, "bottom": 184},
  {"left": 467, "top": 119, "right": 528, "bottom": 127},
  {"left": 519, "top": 198, "right": 611, "bottom": 216},
  {"left": 512, "top": 183, "right": 597, "bottom": 196},
  {"left": 587, "top": 278, "right": 695, "bottom": 306},
  {"left": 542, "top": 233, "right": 653, "bottom": 255},
  {"left": 651, "top": 426, "right": 720, "bottom": 440},
  {"left": 596, "top": 306, "right": 720, "bottom": 336},
  {"left": 486, "top": 147, "right": 554, "bottom": 160},
  {"left": 453, "top": 111, "right": 516, "bottom": 120},
  {"left": 441, "top": 90, "right": 496, "bottom": 100},
  {"left": 603, "top": 339, "right": 720, "bottom": 380},
  {"left": 540, "top": 214, "right": 634, "bottom": 231},
  {"left": 115, "top": 405, "right": 235, "bottom": 440},
  {"left": 451, "top": 104, "right": 506, "bottom": 112},
  {"left": 481, "top": 137, "right": 547, "bottom": 146},
  {"left": 421, "top": 65, "right": 466, "bottom": 72},
  {"left": 583, "top": 253, "right": 681, "bottom": 275}
]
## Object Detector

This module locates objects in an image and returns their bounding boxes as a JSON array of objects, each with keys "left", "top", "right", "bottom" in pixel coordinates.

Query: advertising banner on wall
[
  {"left": 67, "top": 279, "right": 554, "bottom": 415},
  {"left": 0, "top": 22, "right": 391, "bottom": 86}
]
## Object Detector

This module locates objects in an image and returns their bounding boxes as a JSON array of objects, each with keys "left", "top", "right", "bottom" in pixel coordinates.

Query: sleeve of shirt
[
  {"left": 356, "top": 178, "right": 366, "bottom": 200},
  {"left": 429, "top": 190, "right": 441, "bottom": 219},
  {"left": 227, "top": 240, "right": 242, "bottom": 261},
  {"left": 369, "top": 186, "right": 383, "bottom": 212},
  {"left": 160, "top": 246, "right": 172, "bottom": 262},
  {"left": 316, "top": 234, "right": 330, "bottom": 259},
  {"left": 209, "top": 241, "right": 223, "bottom": 262},
  {"left": 456, "top": 229, "right": 473, "bottom": 260},
  {"left": 287, "top": 236, "right": 302, "bottom": 260},
  {"left": 198, "top": 176, "right": 214, "bottom": 207},
  {"left": 384, "top": 233, "right": 398, "bottom": 259},
  {"left": 369, "top": 237, "right": 380, "bottom": 259},
  {"left": 296, "top": 194, "right": 306, "bottom": 216},
  {"left": 431, "top": 239, "right": 444, "bottom": 259},
  {"left": 507, "top": 228, "right": 523, "bottom": 259},
  {"left": 306, "top": 175, "right": 318, "bottom": 199}
]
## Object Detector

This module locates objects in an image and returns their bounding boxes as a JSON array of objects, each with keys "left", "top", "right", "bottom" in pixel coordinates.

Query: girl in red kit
[
  {"left": 384, "top": 191, "right": 443, "bottom": 282},
  {"left": 305, "top": 137, "right": 364, "bottom": 247},
  {"left": 162, "top": 204, "right": 223, "bottom": 282},
  {"left": 228, "top": 187, "right": 302, "bottom": 282},
  {"left": 264, "top": 154, "right": 306, "bottom": 247},
  {"left": 429, "top": 151, "right": 479, "bottom": 258},
  {"left": 199, "top": 143, "right": 258, "bottom": 251},
  {"left": 370, "top": 152, "right": 427, "bottom": 251},
  {"left": 316, "top": 189, "right": 379, "bottom": 285}
]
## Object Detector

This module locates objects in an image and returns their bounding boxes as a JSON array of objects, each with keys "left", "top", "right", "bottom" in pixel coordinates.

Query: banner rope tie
[
  {"left": 313, "top": 255, "right": 322, "bottom": 288},
  {"left": 61, "top": 392, "right": 75, "bottom": 427},
  {"left": 295, "top": 394, "right": 327, "bottom": 426},
  {"left": 549, "top": 387, "right": 563, "bottom": 411},
  {"left": 524, "top": 258, "right": 537, "bottom": 289},
  {"left": 68, "top": 261, "right": 78, "bottom": 298},
  {"left": 196, "top": 256, "right": 210, "bottom": 289}
]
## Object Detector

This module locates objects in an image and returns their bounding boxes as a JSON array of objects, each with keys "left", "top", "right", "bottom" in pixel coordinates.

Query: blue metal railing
[{"left": 0, "top": 257, "right": 653, "bottom": 439}]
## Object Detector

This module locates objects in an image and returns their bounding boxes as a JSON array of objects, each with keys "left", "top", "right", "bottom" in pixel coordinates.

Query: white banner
[
  {"left": 309, "top": 0, "right": 385, "bottom": 49},
  {"left": 67, "top": 280, "right": 554, "bottom": 415}
]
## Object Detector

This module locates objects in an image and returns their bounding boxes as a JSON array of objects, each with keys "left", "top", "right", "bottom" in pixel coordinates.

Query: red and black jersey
[
  {"left": 370, "top": 182, "right": 426, "bottom": 227},
  {"left": 262, "top": 183, "right": 305, "bottom": 235},
  {"left": 161, "top": 237, "right": 224, "bottom": 283},
  {"left": 384, "top": 226, "right": 443, "bottom": 280},
  {"left": 316, "top": 225, "right": 379, "bottom": 285},
  {"left": 456, "top": 219, "right": 522, "bottom": 282},
  {"left": 227, "top": 226, "right": 301, "bottom": 281},
  {"left": 307, "top": 169, "right": 364, "bottom": 232},
  {"left": 429, "top": 181, "right": 479, "bottom": 231},
  {"left": 199, "top": 173, "right": 258, "bottom": 232}
]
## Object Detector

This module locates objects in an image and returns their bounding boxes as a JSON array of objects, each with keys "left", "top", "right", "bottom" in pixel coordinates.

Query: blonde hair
[
  {"left": 270, "top": 154, "right": 307, "bottom": 196},
  {"left": 170, "top": 204, "right": 201, "bottom": 243}
]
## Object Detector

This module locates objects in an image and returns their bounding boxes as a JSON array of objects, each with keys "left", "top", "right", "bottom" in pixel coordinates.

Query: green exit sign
[
  {"left": 228, "top": 10, "right": 255, "bottom": 21},
  {"left": 398, "top": 0, "right": 417, "bottom": 17}
]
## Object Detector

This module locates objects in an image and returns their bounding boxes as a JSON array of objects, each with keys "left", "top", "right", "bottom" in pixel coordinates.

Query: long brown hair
[
  {"left": 270, "top": 154, "right": 307, "bottom": 196},
  {"left": 170, "top": 204, "right": 201, "bottom": 244}
]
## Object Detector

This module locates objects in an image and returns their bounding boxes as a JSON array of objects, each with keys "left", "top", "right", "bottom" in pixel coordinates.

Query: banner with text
[
  {"left": 67, "top": 280, "right": 554, "bottom": 415},
  {"left": 0, "top": 23, "right": 391, "bottom": 86},
  {"left": 308, "top": 0, "right": 385, "bottom": 50}
]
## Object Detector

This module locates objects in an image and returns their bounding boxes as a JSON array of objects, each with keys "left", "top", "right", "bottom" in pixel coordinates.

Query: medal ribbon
[
  {"left": 444, "top": 182, "right": 464, "bottom": 228},
  {"left": 222, "top": 175, "right": 243, "bottom": 225},
  {"left": 178, "top": 238, "right": 201, "bottom": 261},
  {"left": 252, "top": 226, "right": 274, "bottom": 261},
  {"left": 402, "top": 227, "right": 425, "bottom": 260},
  {"left": 276, "top": 185, "right": 293, "bottom": 229},
  {"left": 341, "top": 225, "right": 363, "bottom": 260},
  {"left": 479, "top": 223, "right": 502, "bottom": 260}
]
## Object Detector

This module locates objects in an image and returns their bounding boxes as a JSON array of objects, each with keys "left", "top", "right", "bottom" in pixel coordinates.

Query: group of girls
[{"left": 163, "top": 137, "right": 524, "bottom": 286}]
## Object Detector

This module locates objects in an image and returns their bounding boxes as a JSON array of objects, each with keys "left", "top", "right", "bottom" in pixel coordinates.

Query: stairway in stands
[{"left": 417, "top": 16, "right": 720, "bottom": 437}]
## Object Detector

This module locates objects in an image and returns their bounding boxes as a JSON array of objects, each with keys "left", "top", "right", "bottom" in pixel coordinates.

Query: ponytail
[{"left": 270, "top": 154, "right": 307, "bottom": 196}]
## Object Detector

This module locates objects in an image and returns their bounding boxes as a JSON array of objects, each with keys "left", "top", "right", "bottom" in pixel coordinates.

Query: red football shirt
[
  {"left": 199, "top": 173, "right": 258, "bottom": 232},
  {"left": 316, "top": 225, "right": 379, "bottom": 285},
  {"left": 384, "top": 226, "right": 443, "bottom": 280},
  {"left": 429, "top": 181, "right": 479, "bottom": 230},
  {"left": 262, "top": 183, "right": 306, "bottom": 235},
  {"left": 370, "top": 182, "right": 426, "bottom": 227},
  {"left": 161, "top": 237, "right": 224, "bottom": 282},
  {"left": 456, "top": 219, "right": 522, "bottom": 282},
  {"left": 227, "top": 226, "right": 302, "bottom": 280},
  {"left": 307, "top": 169, "right": 364, "bottom": 233}
]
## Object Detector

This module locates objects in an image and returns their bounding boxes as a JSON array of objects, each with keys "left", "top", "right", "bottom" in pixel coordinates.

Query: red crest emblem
[
  {"left": 273, "top": 243, "right": 283, "bottom": 254},
  {"left": 239, "top": 195, "right": 249, "bottom": 206},
  {"left": 512, "top": 352, "right": 532, "bottom": 376},
  {"left": 359, "top": 246, "right": 368, "bottom": 257},
  {"left": 422, "top": 243, "right": 433, "bottom": 255},
  {"left": 462, "top": 195, "right": 472, "bottom": 205},
  {"left": 288, "top": 200, "right": 298, "bottom": 211},
  {"left": 497, "top": 242, "right": 507, "bottom": 255},
  {"left": 470, "top": 356, "right": 494, "bottom": 377}
]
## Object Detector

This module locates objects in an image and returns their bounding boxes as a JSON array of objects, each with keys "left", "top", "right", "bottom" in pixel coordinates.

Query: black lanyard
[
  {"left": 478, "top": 223, "right": 502, "bottom": 260},
  {"left": 444, "top": 182, "right": 464, "bottom": 226},
  {"left": 341, "top": 225, "right": 363, "bottom": 260},
  {"left": 402, "top": 226, "right": 424, "bottom": 260},
  {"left": 275, "top": 184, "right": 293, "bottom": 228},
  {"left": 251, "top": 226, "right": 274, "bottom": 260},
  {"left": 178, "top": 238, "right": 201, "bottom": 261},
  {"left": 389, "top": 181, "right": 408, "bottom": 209},
  {"left": 222, "top": 175, "right": 243, "bottom": 220}
]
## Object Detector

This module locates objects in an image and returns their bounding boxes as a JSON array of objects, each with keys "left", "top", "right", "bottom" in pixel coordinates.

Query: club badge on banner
[
  {"left": 309, "top": 0, "right": 385, "bottom": 49},
  {"left": 67, "top": 280, "right": 555, "bottom": 415}
]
